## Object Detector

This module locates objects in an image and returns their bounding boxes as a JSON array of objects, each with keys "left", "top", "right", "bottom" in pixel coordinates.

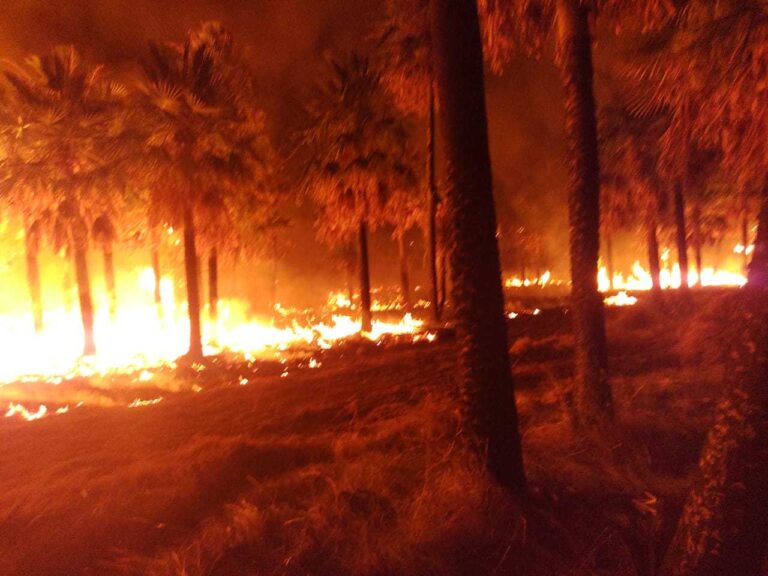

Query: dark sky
[{"left": 0, "top": 0, "right": 572, "bottom": 301}]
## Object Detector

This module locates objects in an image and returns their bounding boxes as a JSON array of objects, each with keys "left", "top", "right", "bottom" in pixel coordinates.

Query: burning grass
[{"left": 0, "top": 289, "right": 740, "bottom": 575}]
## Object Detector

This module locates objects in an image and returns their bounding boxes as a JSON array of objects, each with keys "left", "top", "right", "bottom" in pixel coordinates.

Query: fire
[
  {"left": 504, "top": 270, "right": 556, "bottom": 288},
  {"left": 604, "top": 291, "right": 638, "bottom": 307},
  {"left": 597, "top": 260, "right": 746, "bottom": 292},
  {"left": 0, "top": 266, "right": 427, "bottom": 388}
]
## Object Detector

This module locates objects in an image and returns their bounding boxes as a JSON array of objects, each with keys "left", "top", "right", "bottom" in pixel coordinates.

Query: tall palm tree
[
  {"left": 136, "top": 22, "right": 272, "bottom": 358},
  {"left": 0, "top": 46, "right": 128, "bottom": 354},
  {"left": 377, "top": 0, "right": 442, "bottom": 323},
  {"left": 661, "top": 203, "right": 768, "bottom": 575},
  {"left": 479, "top": 0, "right": 672, "bottom": 423},
  {"left": 300, "top": 53, "right": 417, "bottom": 333},
  {"left": 92, "top": 213, "right": 118, "bottom": 320},
  {"left": 430, "top": 0, "right": 525, "bottom": 492}
]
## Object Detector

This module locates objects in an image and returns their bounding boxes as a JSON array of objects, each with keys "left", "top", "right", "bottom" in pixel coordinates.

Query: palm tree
[
  {"left": 92, "top": 214, "right": 118, "bottom": 320},
  {"left": 136, "top": 22, "right": 272, "bottom": 358},
  {"left": 376, "top": 0, "right": 442, "bottom": 324},
  {"left": 601, "top": 98, "right": 668, "bottom": 291},
  {"left": 0, "top": 46, "right": 128, "bottom": 354},
  {"left": 300, "top": 53, "right": 417, "bottom": 333},
  {"left": 387, "top": 182, "right": 422, "bottom": 311},
  {"left": 660, "top": 202, "right": 768, "bottom": 576},
  {"left": 430, "top": 0, "right": 525, "bottom": 492}
]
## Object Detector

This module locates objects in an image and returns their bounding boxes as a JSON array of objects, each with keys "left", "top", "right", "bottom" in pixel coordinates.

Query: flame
[
  {"left": 504, "top": 270, "right": 557, "bottom": 288},
  {"left": 604, "top": 291, "right": 638, "bottom": 307},
  {"left": 597, "top": 261, "right": 746, "bottom": 292},
  {"left": 0, "top": 266, "right": 426, "bottom": 389}
]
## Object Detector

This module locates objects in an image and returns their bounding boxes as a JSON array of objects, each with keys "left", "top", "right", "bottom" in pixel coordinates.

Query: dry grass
[{"left": 0, "top": 290, "right": 739, "bottom": 575}]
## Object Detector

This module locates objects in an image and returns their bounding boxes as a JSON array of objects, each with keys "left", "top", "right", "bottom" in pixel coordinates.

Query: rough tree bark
[
  {"left": 660, "top": 279, "right": 768, "bottom": 574},
  {"left": 151, "top": 246, "right": 162, "bottom": 316},
  {"left": 674, "top": 183, "right": 689, "bottom": 289},
  {"left": 692, "top": 202, "right": 703, "bottom": 281},
  {"left": 358, "top": 219, "right": 373, "bottom": 333},
  {"left": 208, "top": 248, "right": 218, "bottom": 324},
  {"left": 426, "top": 81, "right": 441, "bottom": 324},
  {"left": 102, "top": 243, "right": 117, "bottom": 320},
  {"left": 183, "top": 206, "right": 203, "bottom": 359},
  {"left": 150, "top": 227, "right": 163, "bottom": 318},
  {"left": 70, "top": 220, "right": 96, "bottom": 355},
  {"left": 555, "top": 0, "right": 612, "bottom": 424},
  {"left": 741, "top": 200, "right": 750, "bottom": 275},
  {"left": 605, "top": 231, "right": 615, "bottom": 291},
  {"left": 24, "top": 222, "right": 43, "bottom": 333},
  {"left": 647, "top": 212, "right": 662, "bottom": 292},
  {"left": 438, "top": 247, "right": 447, "bottom": 314},
  {"left": 748, "top": 186, "right": 768, "bottom": 286},
  {"left": 430, "top": 0, "right": 525, "bottom": 492},
  {"left": 397, "top": 233, "right": 411, "bottom": 311}
]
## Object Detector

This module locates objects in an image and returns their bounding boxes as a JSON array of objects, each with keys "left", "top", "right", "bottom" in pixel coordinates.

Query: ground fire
[{"left": 2, "top": 1, "right": 768, "bottom": 575}]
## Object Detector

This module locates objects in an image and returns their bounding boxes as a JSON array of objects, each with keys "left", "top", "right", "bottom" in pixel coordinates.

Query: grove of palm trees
[{"left": 1, "top": 1, "right": 768, "bottom": 574}]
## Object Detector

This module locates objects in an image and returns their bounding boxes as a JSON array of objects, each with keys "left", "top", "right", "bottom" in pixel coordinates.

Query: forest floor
[{"left": 0, "top": 288, "right": 741, "bottom": 575}]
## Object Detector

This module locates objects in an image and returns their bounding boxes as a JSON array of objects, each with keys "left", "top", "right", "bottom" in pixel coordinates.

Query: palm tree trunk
[
  {"left": 647, "top": 213, "right": 662, "bottom": 291},
  {"left": 70, "top": 222, "right": 96, "bottom": 355},
  {"left": 426, "top": 81, "right": 441, "bottom": 324},
  {"left": 674, "top": 183, "right": 689, "bottom": 289},
  {"left": 397, "top": 233, "right": 411, "bottom": 311},
  {"left": 103, "top": 244, "right": 117, "bottom": 320},
  {"left": 555, "top": 0, "right": 612, "bottom": 425},
  {"left": 742, "top": 198, "right": 750, "bottom": 275},
  {"left": 151, "top": 246, "right": 163, "bottom": 317},
  {"left": 659, "top": 288, "right": 768, "bottom": 576},
  {"left": 748, "top": 184, "right": 768, "bottom": 285},
  {"left": 24, "top": 224, "right": 43, "bottom": 333},
  {"left": 430, "top": 0, "right": 525, "bottom": 493},
  {"left": 183, "top": 206, "right": 203, "bottom": 359},
  {"left": 438, "top": 247, "right": 448, "bottom": 313},
  {"left": 605, "top": 231, "right": 615, "bottom": 291},
  {"left": 692, "top": 203, "right": 703, "bottom": 282},
  {"left": 358, "top": 219, "right": 373, "bottom": 333},
  {"left": 208, "top": 248, "right": 218, "bottom": 324}
]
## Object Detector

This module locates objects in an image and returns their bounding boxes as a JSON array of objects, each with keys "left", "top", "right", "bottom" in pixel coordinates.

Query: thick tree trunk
[
  {"left": 674, "top": 183, "right": 689, "bottom": 289},
  {"left": 742, "top": 202, "right": 750, "bottom": 275},
  {"left": 555, "top": 0, "right": 612, "bottom": 425},
  {"left": 358, "top": 219, "right": 373, "bottom": 333},
  {"left": 183, "top": 207, "right": 203, "bottom": 359},
  {"left": 269, "top": 258, "right": 278, "bottom": 311},
  {"left": 208, "top": 248, "right": 218, "bottom": 324},
  {"left": 151, "top": 246, "right": 163, "bottom": 317},
  {"left": 345, "top": 268, "right": 354, "bottom": 305},
  {"left": 605, "top": 231, "right": 615, "bottom": 291},
  {"left": 438, "top": 248, "right": 448, "bottom": 313},
  {"left": 647, "top": 213, "right": 662, "bottom": 292},
  {"left": 426, "top": 82, "right": 441, "bottom": 324},
  {"left": 430, "top": 0, "right": 525, "bottom": 492},
  {"left": 70, "top": 222, "right": 96, "bottom": 355},
  {"left": 397, "top": 233, "right": 411, "bottom": 311},
  {"left": 103, "top": 244, "right": 117, "bottom": 320},
  {"left": 692, "top": 203, "right": 703, "bottom": 282},
  {"left": 659, "top": 287, "right": 768, "bottom": 576},
  {"left": 748, "top": 185, "right": 768, "bottom": 286},
  {"left": 24, "top": 224, "right": 43, "bottom": 333}
]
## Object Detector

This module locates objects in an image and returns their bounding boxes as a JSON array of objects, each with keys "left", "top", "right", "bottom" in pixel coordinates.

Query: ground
[{"left": 0, "top": 290, "right": 739, "bottom": 575}]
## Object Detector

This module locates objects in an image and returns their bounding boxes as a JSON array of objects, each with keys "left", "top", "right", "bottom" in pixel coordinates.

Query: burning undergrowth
[
  {"left": 0, "top": 288, "right": 740, "bottom": 575},
  {"left": 0, "top": 327, "right": 443, "bottom": 422}
]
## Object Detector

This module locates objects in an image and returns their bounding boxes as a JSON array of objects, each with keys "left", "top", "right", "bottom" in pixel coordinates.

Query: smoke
[{"left": 0, "top": 0, "right": 573, "bottom": 292}]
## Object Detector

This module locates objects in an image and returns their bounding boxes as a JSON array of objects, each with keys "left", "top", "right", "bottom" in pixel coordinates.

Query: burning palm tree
[
  {"left": 0, "top": 46, "right": 129, "bottom": 354},
  {"left": 135, "top": 22, "right": 273, "bottom": 358}
]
